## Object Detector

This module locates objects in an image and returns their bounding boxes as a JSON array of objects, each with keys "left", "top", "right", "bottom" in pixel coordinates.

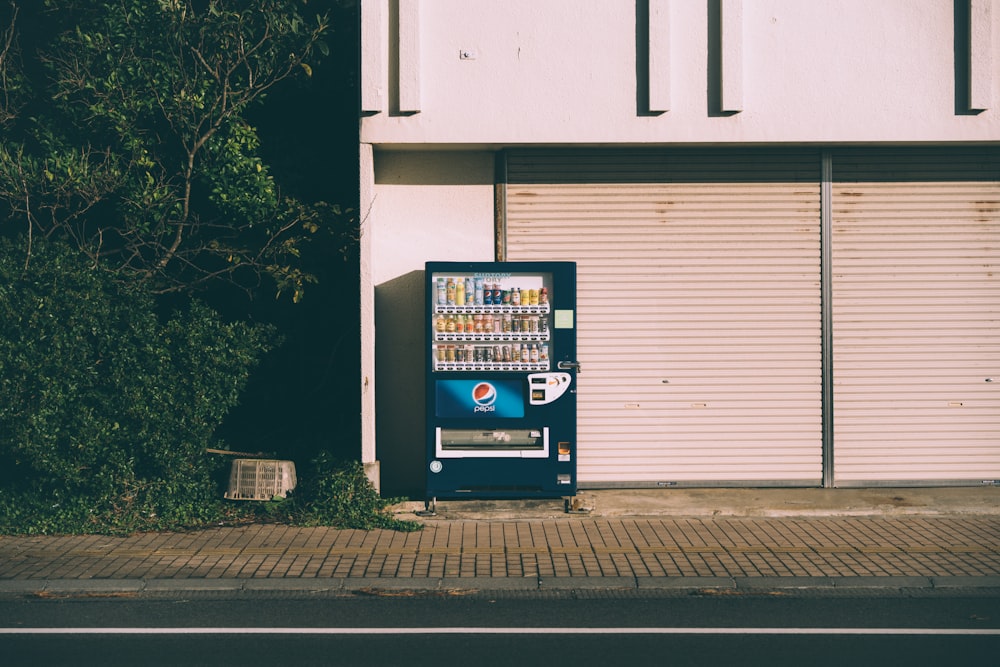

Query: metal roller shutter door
[
  {"left": 831, "top": 148, "right": 1000, "bottom": 485},
  {"left": 505, "top": 149, "right": 823, "bottom": 486}
]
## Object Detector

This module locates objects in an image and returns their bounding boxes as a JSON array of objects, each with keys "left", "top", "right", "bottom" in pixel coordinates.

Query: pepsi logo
[
  {"left": 472, "top": 382, "right": 497, "bottom": 412},
  {"left": 472, "top": 382, "right": 497, "bottom": 406}
]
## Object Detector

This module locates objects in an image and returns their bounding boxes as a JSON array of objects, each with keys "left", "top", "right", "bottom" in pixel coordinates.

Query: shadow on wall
[
  {"left": 953, "top": 0, "right": 985, "bottom": 116},
  {"left": 375, "top": 269, "right": 426, "bottom": 499}
]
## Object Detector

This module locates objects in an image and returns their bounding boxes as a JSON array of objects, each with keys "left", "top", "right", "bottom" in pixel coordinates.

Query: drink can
[
  {"left": 520, "top": 345, "right": 530, "bottom": 363},
  {"left": 529, "top": 289, "right": 538, "bottom": 306},
  {"left": 483, "top": 283, "right": 493, "bottom": 305},
  {"left": 540, "top": 344, "right": 549, "bottom": 361},
  {"left": 539, "top": 287, "right": 548, "bottom": 304},
  {"left": 511, "top": 288, "right": 521, "bottom": 306},
  {"left": 501, "top": 289, "right": 511, "bottom": 305},
  {"left": 493, "top": 285, "right": 503, "bottom": 304},
  {"left": 446, "top": 278, "right": 456, "bottom": 305},
  {"left": 539, "top": 315, "right": 548, "bottom": 333}
]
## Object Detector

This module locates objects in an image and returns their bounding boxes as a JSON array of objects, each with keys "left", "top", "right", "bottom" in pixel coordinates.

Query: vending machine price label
[{"left": 553, "top": 309, "right": 574, "bottom": 329}]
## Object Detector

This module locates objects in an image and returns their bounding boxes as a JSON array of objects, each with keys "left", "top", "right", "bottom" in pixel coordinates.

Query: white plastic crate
[{"left": 225, "top": 459, "right": 297, "bottom": 501}]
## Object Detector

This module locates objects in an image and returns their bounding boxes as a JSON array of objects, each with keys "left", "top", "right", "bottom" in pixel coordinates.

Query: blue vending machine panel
[
  {"left": 425, "top": 261, "right": 577, "bottom": 500},
  {"left": 435, "top": 380, "right": 526, "bottom": 419}
]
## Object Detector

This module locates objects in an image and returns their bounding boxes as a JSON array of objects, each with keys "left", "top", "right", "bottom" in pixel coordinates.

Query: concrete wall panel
[{"left": 361, "top": 0, "right": 1000, "bottom": 145}]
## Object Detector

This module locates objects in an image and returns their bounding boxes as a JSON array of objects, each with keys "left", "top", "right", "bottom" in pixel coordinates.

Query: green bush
[
  {"left": 0, "top": 237, "right": 277, "bottom": 534},
  {"left": 270, "top": 455, "right": 420, "bottom": 532}
]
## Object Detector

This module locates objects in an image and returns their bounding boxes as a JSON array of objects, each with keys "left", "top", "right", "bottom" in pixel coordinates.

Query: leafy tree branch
[{"left": 0, "top": 0, "right": 341, "bottom": 301}]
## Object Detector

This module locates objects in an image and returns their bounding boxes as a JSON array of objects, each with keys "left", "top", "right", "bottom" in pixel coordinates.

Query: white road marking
[{"left": 1, "top": 627, "right": 998, "bottom": 635}]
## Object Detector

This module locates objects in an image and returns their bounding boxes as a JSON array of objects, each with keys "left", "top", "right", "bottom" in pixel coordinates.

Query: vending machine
[{"left": 425, "top": 261, "right": 578, "bottom": 506}]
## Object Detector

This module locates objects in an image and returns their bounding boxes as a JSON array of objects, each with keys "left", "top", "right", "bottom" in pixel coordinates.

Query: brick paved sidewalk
[{"left": 1, "top": 516, "right": 998, "bottom": 585}]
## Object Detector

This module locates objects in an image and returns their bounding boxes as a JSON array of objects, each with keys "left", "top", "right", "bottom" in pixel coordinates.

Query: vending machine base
[
  {"left": 417, "top": 493, "right": 586, "bottom": 517},
  {"left": 427, "top": 426, "right": 574, "bottom": 500}
]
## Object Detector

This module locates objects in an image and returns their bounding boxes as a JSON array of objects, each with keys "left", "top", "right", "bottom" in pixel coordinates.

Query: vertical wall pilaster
[
  {"left": 361, "top": 0, "right": 385, "bottom": 113},
  {"left": 398, "top": 0, "right": 422, "bottom": 113},
  {"left": 720, "top": 0, "right": 743, "bottom": 113},
  {"left": 648, "top": 0, "right": 672, "bottom": 112},
  {"left": 359, "top": 143, "right": 379, "bottom": 490},
  {"left": 969, "top": 0, "right": 994, "bottom": 110}
]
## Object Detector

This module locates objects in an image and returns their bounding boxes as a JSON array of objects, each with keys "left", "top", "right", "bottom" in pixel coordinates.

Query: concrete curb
[
  {"left": 402, "top": 487, "right": 1000, "bottom": 520},
  {"left": 2, "top": 576, "right": 999, "bottom": 597}
]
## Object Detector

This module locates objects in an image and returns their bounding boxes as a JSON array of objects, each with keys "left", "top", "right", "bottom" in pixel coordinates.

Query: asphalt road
[{"left": 1, "top": 590, "right": 998, "bottom": 666}]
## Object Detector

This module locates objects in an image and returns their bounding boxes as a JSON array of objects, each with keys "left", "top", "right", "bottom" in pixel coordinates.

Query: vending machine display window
[{"left": 430, "top": 272, "right": 553, "bottom": 372}]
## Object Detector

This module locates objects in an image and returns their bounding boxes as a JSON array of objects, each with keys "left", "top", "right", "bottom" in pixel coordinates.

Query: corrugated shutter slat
[
  {"left": 831, "top": 148, "right": 1000, "bottom": 483},
  {"left": 506, "top": 149, "right": 824, "bottom": 485}
]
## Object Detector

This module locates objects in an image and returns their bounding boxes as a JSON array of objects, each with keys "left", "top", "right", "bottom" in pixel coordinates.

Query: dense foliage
[
  {"left": 0, "top": 1, "right": 377, "bottom": 534},
  {"left": 0, "top": 0, "right": 345, "bottom": 301},
  {"left": 0, "top": 236, "right": 277, "bottom": 533},
  {"left": 0, "top": 237, "right": 416, "bottom": 535}
]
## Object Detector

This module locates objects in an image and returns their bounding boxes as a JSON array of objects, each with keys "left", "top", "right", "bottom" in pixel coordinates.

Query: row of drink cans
[
  {"left": 434, "top": 343, "right": 549, "bottom": 364},
  {"left": 434, "top": 313, "right": 549, "bottom": 335},
  {"left": 437, "top": 277, "right": 548, "bottom": 307}
]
